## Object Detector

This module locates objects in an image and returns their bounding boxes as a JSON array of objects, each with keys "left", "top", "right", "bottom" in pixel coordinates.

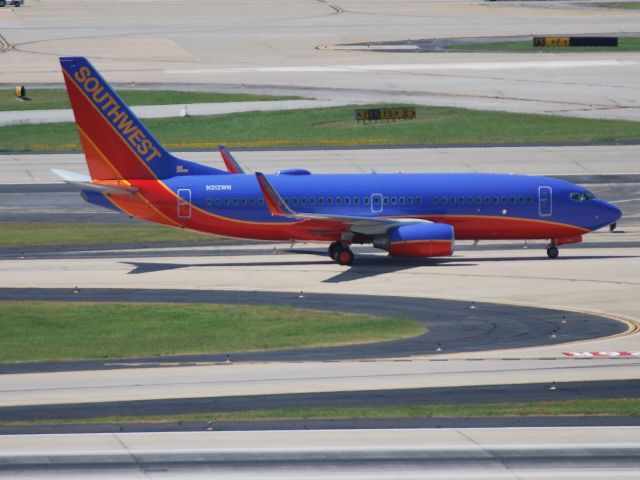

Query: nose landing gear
[{"left": 328, "top": 241, "right": 354, "bottom": 265}]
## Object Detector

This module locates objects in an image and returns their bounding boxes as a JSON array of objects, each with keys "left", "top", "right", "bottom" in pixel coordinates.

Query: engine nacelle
[{"left": 373, "top": 223, "right": 454, "bottom": 257}]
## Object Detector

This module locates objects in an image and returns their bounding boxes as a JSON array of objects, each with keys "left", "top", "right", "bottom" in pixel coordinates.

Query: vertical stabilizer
[{"left": 60, "top": 56, "right": 228, "bottom": 180}]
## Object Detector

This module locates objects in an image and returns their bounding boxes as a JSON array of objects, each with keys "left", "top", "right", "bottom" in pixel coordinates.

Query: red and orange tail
[{"left": 60, "top": 56, "right": 226, "bottom": 181}]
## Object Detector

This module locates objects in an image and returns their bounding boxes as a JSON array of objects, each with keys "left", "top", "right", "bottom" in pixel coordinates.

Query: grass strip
[
  {"left": 598, "top": 2, "right": 640, "bottom": 9},
  {"left": 447, "top": 37, "right": 640, "bottom": 52},
  {"left": 0, "top": 89, "right": 302, "bottom": 112},
  {"left": 0, "top": 301, "right": 424, "bottom": 362},
  {"left": 1, "top": 105, "right": 640, "bottom": 153},
  {"left": 0, "top": 222, "right": 217, "bottom": 246},
  {"left": 4, "top": 399, "right": 639, "bottom": 426}
]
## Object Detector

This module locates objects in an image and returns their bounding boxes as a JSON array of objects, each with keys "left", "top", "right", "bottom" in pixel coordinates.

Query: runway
[
  {"left": 2, "top": 0, "right": 640, "bottom": 120},
  {"left": 1, "top": 427, "right": 640, "bottom": 479}
]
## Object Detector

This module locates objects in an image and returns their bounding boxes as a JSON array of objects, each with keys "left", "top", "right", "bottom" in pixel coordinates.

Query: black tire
[
  {"left": 547, "top": 246, "right": 559, "bottom": 259},
  {"left": 328, "top": 241, "right": 341, "bottom": 261},
  {"left": 609, "top": 222, "right": 617, "bottom": 232}
]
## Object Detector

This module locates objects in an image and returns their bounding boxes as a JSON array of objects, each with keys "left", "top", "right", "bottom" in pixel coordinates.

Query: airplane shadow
[
  {"left": 123, "top": 251, "right": 638, "bottom": 283},
  {"left": 123, "top": 253, "right": 477, "bottom": 283},
  {"left": 124, "top": 260, "right": 333, "bottom": 275}
]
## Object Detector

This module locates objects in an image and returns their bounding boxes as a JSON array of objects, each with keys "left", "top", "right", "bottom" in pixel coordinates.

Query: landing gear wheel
[
  {"left": 336, "top": 248, "right": 354, "bottom": 266},
  {"left": 547, "top": 246, "right": 559, "bottom": 259},
  {"left": 328, "top": 241, "right": 341, "bottom": 261}
]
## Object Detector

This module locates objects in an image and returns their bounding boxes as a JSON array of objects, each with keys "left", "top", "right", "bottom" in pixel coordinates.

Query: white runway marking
[{"left": 166, "top": 60, "right": 640, "bottom": 75}]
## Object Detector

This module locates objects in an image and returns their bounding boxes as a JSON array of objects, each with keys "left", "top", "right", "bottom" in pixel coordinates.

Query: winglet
[
  {"left": 255, "top": 172, "right": 296, "bottom": 216},
  {"left": 219, "top": 145, "right": 245, "bottom": 174}
]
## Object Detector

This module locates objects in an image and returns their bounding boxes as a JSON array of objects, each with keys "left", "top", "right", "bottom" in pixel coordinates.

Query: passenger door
[{"left": 538, "top": 186, "right": 552, "bottom": 216}]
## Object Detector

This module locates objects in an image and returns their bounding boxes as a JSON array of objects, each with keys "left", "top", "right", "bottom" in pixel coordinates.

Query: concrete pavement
[
  {"left": 1, "top": 427, "right": 639, "bottom": 479},
  {"left": 2, "top": 1, "right": 640, "bottom": 120},
  {"left": 0, "top": 99, "right": 353, "bottom": 126}
]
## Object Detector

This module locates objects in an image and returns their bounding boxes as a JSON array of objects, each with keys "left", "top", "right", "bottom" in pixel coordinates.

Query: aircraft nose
[{"left": 598, "top": 200, "right": 622, "bottom": 228}]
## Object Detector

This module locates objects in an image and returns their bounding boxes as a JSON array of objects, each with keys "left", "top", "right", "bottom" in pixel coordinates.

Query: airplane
[{"left": 54, "top": 56, "right": 622, "bottom": 265}]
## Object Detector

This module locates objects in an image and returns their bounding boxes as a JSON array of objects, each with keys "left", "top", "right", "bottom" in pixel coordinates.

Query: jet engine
[{"left": 373, "top": 223, "right": 454, "bottom": 257}]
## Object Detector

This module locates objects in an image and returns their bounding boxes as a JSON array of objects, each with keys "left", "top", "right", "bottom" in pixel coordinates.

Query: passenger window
[
  {"left": 493, "top": 196, "right": 499, "bottom": 205},
  {"left": 399, "top": 197, "right": 405, "bottom": 205},
  {"left": 408, "top": 197, "right": 414, "bottom": 205},
  {"left": 527, "top": 196, "right": 533, "bottom": 204},
  {"left": 459, "top": 197, "right": 465, "bottom": 205},
  {"left": 241, "top": 198, "right": 247, "bottom": 206},
  {"left": 301, "top": 198, "right": 307, "bottom": 206},
  {"left": 293, "top": 198, "right": 299, "bottom": 205},
  {"left": 467, "top": 196, "right": 473, "bottom": 205},
  {"left": 484, "top": 196, "right": 491, "bottom": 204},
  {"left": 318, "top": 197, "right": 324, "bottom": 205},
  {"left": 391, "top": 197, "right": 397, "bottom": 205},
  {"left": 475, "top": 196, "right": 482, "bottom": 205},
  {"left": 450, "top": 197, "right": 456, "bottom": 206},
  {"left": 232, "top": 198, "right": 239, "bottom": 206},
  {"left": 345, "top": 197, "right": 351, "bottom": 206},
  {"left": 309, "top": 197, "right": 315, "bottom": 206},
  {"left": 224, "top": 198, "right": 230, "bottom": 206},
  {"left": 258, "top": 198, "right": 264, "bottom": 206},
  {"left": 441, "top": 197, "right": 448, "bottom": 205},
  {"left": 353, "top": 197, "right": 360, "bottom": 205},
  {"left": 249, "top": 198, "right": 255, "bottom": 206},
  {"left": 501, "top": 196, "right": 507, "bottom": 205},
  {"left": 433, "top": 197, "right": 439, "bottom": 205},
  {"left": 215, "top": 198, "right": 222, "bottom": 206},
  {"left": 206, "top": 197, "right": 213, "bottom": 206},
  {"left": 416, "top": 197, "right": 422, "bottom": 205},
  {"left": 518, "top": 197, "right": 525, "bottom": 204},
  {"left": 364, "top": 197, "right": 370, "bottom": 205},
  {"left": 327, "top": 197, "right": 333, "bottom": 205},
  {"left": 510, "top": 196, "right": 516, "bottom": 204},
  {"left": 335, "top": 197, "right": 342, "bottom": 205},
  {"left": 383, "top": 197, "right": 389, "bottom": 205}
]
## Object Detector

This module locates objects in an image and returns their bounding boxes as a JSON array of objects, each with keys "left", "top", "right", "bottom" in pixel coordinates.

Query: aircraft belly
[{"left": 429, "top": 215, "right": 587, "bottom": 240}]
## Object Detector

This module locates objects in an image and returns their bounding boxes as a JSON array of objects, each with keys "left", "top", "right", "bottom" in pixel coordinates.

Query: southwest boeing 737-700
[{"left": 54, "top": 57, "right": 622, "bottom": 265}]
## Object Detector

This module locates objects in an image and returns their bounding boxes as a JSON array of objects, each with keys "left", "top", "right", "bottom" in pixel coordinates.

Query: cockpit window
[{"left": 570, "top": 191, "right": 596, "bottom": 202}]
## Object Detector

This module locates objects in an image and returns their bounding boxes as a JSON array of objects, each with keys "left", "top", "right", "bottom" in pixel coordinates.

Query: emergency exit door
[{"left": 177, "top": 189, "right": 192, "bottom": 219}]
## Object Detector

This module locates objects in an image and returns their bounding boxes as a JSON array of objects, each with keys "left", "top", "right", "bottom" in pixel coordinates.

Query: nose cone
[
  {"left": 594, "top": 199, "right": 622, "bottom": 230},
  {"left": 605, "top": 201, "right": 622, "bottom": 225}
]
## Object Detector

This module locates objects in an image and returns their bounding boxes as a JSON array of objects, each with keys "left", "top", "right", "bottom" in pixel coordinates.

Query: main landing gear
[
  {"left": 546, "top": 245, "right": 559, "bottom": 259},
  {"left": 328, "top": 241, "right": 354, "bottom": 265}
]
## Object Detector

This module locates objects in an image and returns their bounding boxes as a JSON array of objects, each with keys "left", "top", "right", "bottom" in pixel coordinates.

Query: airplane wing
[
  {"left": 219, "top": 145, "right": 245, "bottom": 174},
  {"left": 255, "top": 172, "right": 429, "bottom": 236},
  {"left": 52, "top": 169, "right": 138, "bottom": 195}
]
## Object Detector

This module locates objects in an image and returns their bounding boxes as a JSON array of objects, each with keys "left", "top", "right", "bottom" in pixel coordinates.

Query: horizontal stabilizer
[{"left": 52, "top": 169, "right": 138, "bottom": 195}]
